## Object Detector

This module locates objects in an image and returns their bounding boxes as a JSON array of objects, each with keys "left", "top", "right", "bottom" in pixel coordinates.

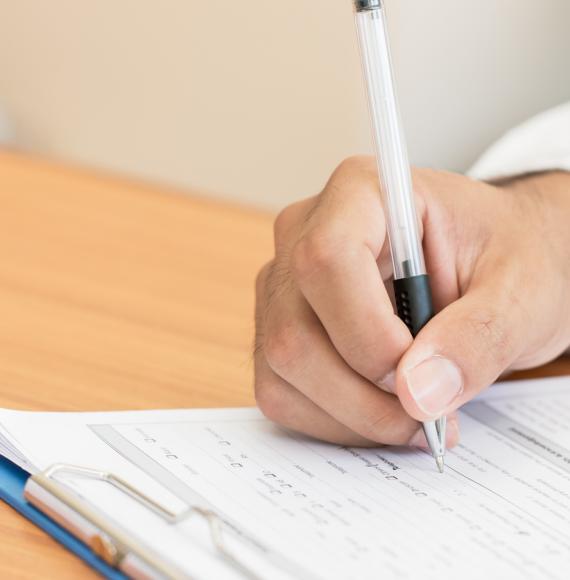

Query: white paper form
[{"left": 1, "top": 376, "right": 570, "bottom": 579}]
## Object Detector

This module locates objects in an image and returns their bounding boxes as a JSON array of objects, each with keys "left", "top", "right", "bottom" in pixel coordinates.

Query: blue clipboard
[{"left": 0, "top": 456, "right": 127, "bottom": 579}]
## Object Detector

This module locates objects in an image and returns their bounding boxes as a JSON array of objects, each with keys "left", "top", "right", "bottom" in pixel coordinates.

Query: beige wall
[{"left": 0, "top": 1, "right": 569, "bottom": 209}]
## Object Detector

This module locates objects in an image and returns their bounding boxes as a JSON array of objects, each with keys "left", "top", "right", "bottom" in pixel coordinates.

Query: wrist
[
  {"left": 501, "top": 170, "right": 570, "bottom": 210},
  {"left": 501, "top": 171, "right": 570, "bottom": 240}
]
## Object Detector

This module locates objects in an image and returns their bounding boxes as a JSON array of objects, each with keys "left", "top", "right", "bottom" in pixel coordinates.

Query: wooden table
[
  {"left": 0, "top": 151, "right": 567, "bottom": 578},
  {"left": 0, "top": 151, "right": 273, "bottom": 578}
]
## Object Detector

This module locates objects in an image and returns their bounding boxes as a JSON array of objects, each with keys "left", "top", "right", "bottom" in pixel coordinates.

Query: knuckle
[
  {"left": 273, "top": 205, "right": 295, "bottom": 245},
  {"left": 255, "top": 383, "right": 287, "bottom": 424},
  {"left": 291, "top": 228, "right": 344, "bottom": 281},
  {"left": 335, "top": 155, "right": 372, "bottom": 175},
  {"left": 255, "top": 261, "right": 273, "bottom": 295},
  {"left": 264, "top": 323, "right": 307, "bottom": 377}
]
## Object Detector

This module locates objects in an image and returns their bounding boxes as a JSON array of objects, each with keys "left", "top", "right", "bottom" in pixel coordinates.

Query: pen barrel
[
  {"left": 393, "top": 275, "right": 434, "bottom": 337},
  {"left": 354, "top": 4, "right": 426, "bottom": 280}
]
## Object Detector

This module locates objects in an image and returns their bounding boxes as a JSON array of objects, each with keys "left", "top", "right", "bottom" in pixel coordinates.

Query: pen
[{"left": 352, "top": 0, "right": 446, "bottom": 472}]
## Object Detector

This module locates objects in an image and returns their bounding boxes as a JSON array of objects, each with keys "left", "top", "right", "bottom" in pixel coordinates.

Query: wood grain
[
  {"left": 0, "top": 150, "right": 274, "bottom": 578},
  {"left": 0, "top": 150, "right": 567, "bottom": 578}
]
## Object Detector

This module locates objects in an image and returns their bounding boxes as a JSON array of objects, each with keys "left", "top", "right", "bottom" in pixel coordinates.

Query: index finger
[{"left": 290, "top": 157, "right": 412, "bottom": 387}]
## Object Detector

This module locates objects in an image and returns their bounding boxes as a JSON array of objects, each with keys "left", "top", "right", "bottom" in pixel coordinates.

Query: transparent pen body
[{"left": 355, "top": 4, "right": 425, "bottom": 280}]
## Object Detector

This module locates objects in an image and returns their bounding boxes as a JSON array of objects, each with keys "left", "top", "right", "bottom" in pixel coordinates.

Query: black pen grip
[{"left": 393, "top": 275, "right": 434, "bottom": 338}]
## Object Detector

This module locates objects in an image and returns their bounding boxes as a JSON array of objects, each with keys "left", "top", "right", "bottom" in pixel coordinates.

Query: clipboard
[
  {"left": 0, "top": 456, "right": 261, "bottom": 579},
  {"left": 0, "top": 456, "right": 125, "bottom": 579}
]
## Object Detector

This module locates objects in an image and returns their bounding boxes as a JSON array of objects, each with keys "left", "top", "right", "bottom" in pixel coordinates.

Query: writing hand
[{"left": 254, "top": 157, "right": 570, "bottom": 448}]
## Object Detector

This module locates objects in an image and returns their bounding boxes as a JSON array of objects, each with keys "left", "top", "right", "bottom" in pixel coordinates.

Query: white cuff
[{"left": 468, "top": 101, "right": 570, "bottom": 182}]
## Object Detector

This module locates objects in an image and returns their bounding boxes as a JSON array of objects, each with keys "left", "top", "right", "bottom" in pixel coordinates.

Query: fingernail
[
  {"left": 376, "top": 370, "right": 396, "bottom": 394},
  {"left": 405, "top": 355, "right": 463, "bottom": 417}
]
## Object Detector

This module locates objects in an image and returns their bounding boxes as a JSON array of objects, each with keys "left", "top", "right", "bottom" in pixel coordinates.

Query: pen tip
[{"left": 436, "top": 455, "right": 445, "bottom": 474}]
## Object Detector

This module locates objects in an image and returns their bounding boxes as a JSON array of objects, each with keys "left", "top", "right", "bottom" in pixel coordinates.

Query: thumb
[{"left": 395, "top": 285, "right": 525, "bottom": 422}]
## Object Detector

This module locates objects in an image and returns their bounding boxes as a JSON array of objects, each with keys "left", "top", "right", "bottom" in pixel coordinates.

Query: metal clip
[{"left": 24, "top": 464, "right": 262, "bottom": 580}]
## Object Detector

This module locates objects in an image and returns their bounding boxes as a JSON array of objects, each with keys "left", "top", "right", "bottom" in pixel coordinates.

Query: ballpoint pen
[{"left": 352, "top": 0, "right": 446, "bottom": 472}]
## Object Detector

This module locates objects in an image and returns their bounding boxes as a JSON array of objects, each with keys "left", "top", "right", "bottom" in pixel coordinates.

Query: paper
[{"left": 1, "top": 376, "right": 570, "bottom": 579}]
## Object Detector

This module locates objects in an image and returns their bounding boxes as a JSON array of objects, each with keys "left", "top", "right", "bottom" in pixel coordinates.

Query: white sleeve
[{"left": 468, "top": 101, "right": 570, "bottom": 182}]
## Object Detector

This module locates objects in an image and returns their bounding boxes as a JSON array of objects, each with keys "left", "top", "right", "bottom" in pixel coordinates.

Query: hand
[{"left": 254, "top": 157, "right": 570, "bottom": 448}]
